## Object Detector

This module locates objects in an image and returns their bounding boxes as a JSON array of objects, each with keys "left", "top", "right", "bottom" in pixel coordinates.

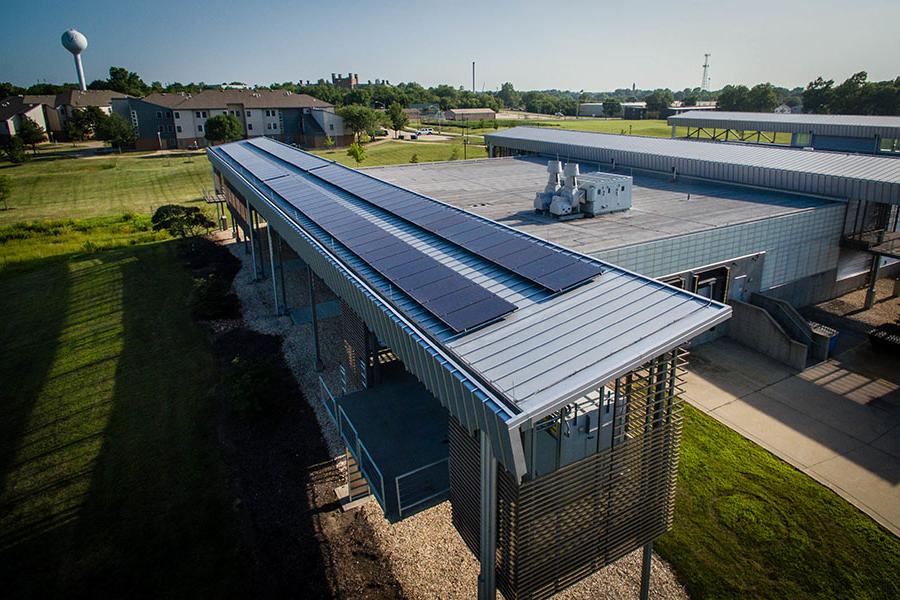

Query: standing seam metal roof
[
  {"left": 484, "top": 126, "right": 900, "bottom": 204},
  {"left": 668, "top": 110, "right": 900, "bottom": 139}
]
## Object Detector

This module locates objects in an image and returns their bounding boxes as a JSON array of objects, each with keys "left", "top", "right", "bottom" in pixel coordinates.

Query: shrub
[
  {"left": 189, "top": 274, "right": 241, "bottom": 320},
  {"left": 151, "top": 205, "right": 215, "bottom": 238},
  {"left": 4, "top": 136, "right": 27, "bottom": 164},
  {"left": 410, "top": 153, "right": 419, "bottom": 163}
]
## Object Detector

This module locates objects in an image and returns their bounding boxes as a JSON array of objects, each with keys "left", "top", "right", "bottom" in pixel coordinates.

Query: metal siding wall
[{"left": 595, "top": 203, "right": 845, "bottom": 291}]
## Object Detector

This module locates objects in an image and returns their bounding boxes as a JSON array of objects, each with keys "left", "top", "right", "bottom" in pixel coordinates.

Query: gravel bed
[{"left": 216, "top": 230, "right": 689, "bottom": 600}]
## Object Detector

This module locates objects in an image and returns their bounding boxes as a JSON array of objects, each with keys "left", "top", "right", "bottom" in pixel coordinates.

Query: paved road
[{"left": 685, "top": 337, "right": 900, "bottom": 536}]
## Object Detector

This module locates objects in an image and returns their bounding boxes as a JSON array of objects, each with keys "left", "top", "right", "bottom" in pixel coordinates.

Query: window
[
  {"left": 168, "top": 125, "right": 174, "bottom": 132},
  {"left": 266, "top": 123, "right": 271, "bottom": 130},
  {"left": 246, "top": 110, "right": 251, "bottom": 117},
  {"left": 156, "top": 111, "right": 162, "bottom": 118},
  {"left": 195, "top": 111, "right": 201, "bottom": 118},
  {"left": 795, "top": 132, "right": 812, "bottom": 147},
  {"left": 271, "top": 122, "right": 278, "bottom": 130},
  {"left": 265, "top": 110, "right": 270, "bottom": 117},
  {"left": 166, "top": 111, "right": 172, "bottom": 118},
  {"left": 176, "top": 125, "right": 182, "bottom": 133},
  {"left": 174, "top": 111, "right": 180, "bottom": 119},
  {"left": 201, "top": 111, "right": 208, "bottom": 118},
  {"left": 198, "top": 124, "right": 203, "bottom": 132},
  {"left": 247, "top": 123, "right": 253, "bottom": 131},
  {"left": 329, "top": 123, "right": 334, "bottom": 130}
]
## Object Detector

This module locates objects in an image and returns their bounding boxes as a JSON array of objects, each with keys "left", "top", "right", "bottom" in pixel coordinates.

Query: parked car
[{"left": 417, "top": 128, "right": 434, "bottom": 135}]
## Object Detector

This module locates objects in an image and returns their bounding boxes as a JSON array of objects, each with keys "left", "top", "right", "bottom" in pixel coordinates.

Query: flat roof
[
  {"left": 484, "top": 126, "right": 900, "bottom": 204},
  {"left": 365, "top": 156, "right": 837, "bottom": 255},
  {"left": 668, "top": 110, "right": 900, "bottom": 139},
  {"left": 209, "top": 138, "right": 729, "bottom": 430}
]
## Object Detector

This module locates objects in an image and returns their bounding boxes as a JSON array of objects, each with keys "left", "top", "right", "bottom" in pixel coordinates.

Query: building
[
  {"left": 113, "top": 89, "right": 352, "bottom": 150},
  {"left": 468, "top": 126, "right": 899, "bottom": 367},
  {"left": 621, "top": 101, "right": 647, "bottom": 120},
  {"left": 667, "top": 110, "right": 900, "bottom": 155},
  {"left": 445, "top": 107, "right": 496, "bottom": 121},
  {"left": 0, "top": 96, "right": 56, "bottom": 140},
  {"left": 659, "top": 103, "right": 718, "bottom": 119},
  {"left": 577, "top": 102, "right": 605, "bottom": 117},
  {"left": 331, "top": 72, "right": 358, "bottom": 89},
  {"left": 2, "top": 90, "right": 127, "bottom": 140},
  {"left": 208, "top": 136, "right": 730, "bottom": 599}
]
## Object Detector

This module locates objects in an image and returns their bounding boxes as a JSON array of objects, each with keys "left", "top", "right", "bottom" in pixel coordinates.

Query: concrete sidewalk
[{"left": 685, "top": 338, "right": 900, "bottom": 536}]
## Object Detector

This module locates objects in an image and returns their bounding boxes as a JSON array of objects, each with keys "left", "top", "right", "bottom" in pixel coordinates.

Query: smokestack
[{"left": 472, "top": 61, "right": 476, "bottom": 93}]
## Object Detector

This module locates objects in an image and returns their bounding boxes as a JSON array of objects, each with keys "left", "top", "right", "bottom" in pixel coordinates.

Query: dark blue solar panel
[
  {"left": 261, "top": 171, "right": 515, "bottom": 333},
  {"left": 305, "top": 163, "right": 602, "bottom": 292}
]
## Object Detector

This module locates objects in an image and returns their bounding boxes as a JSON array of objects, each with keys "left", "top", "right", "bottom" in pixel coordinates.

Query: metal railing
[
  {"left": 318, "top": 375, "right": 338, "bottom": 426},
  {"left": 395, "top": 457, "right": 450, "bottom": 519},
  {"left": 338, "top": 404, "right": 386, "bottom": 510}
]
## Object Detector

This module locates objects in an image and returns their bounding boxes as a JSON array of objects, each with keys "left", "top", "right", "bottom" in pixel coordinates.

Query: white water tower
[{"left": 61, "top": 29, "right": 89, "bottom": 91}]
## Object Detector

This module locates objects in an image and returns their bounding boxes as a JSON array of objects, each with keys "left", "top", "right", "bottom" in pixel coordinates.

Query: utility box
[{"left": 579, "top": 173, "right": 633, "bottom": 216}]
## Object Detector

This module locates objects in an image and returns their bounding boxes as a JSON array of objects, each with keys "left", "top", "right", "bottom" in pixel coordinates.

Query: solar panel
[
  {"left": 219, "top": 144, "right": 288, "bottom": 181},
  {"left": 247, "top": 136, "right": 332, "bottom": 172},
  {"left": 260, "top": 174, "right": 516, "bottom": 333},
  {"left": 306, "top": 164, "right": 602, "bottom": 292}
]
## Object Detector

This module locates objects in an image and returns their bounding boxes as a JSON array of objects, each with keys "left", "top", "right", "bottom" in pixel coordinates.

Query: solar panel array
[
  {"left": 261, "top": 173, "right": 517, "bottom": 333},
  {"left": 303, "top": 164, "right": 603, "bottom": 292},
  {"left": 247, "top": 137, "right": 331, "bottom": 172}
]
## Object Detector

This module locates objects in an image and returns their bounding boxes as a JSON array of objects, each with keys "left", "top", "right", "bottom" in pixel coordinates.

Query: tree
[
  {"left": 324, "top": 135, "right": 335, "bottom": 149},
  {"left": 346, "top": 142, "right": 366, "bottom": 166},
  {"left": 644, "top": 89, "right": 674, "bottom": 114},
  {"left": 802, "top": 77, "right": 834, "bottom": 114},
  {"left": 105, "top": 66, "right": 150, "bottom": 96},
  {"left": 204, "top": 114, "right": 243, "bottom": 144},
  {"left": 602, "top": 99, "right": 622, "bottom": 117},
  {"left": 4, "top": 136, "right": 27, "bottom": 164},
  {"left": 387, "top": 102, "right": 409, "bottom": 138},
  {"left": 409, "top": 153, "right": 419, "bottom": 163},
  {"left": 0, "top": 82, "right": 24, "bottom": 97},
  {"left": 18, "top": 117, "right": 45, "bottom": 153},
  {"left": 748, "top": 83, "right": 779, "bottom": 112},
  {"left": 151, "top": 205, "right": 215, "bottom": 238},
  {"left": 717, "top": 84, "right": 751, "bottom": 111},
  {"left": 95, "top": 113, "right": 135, "bottom": 149},
  {"left": 498, "top": 82, "right": 521, "bottom": 109},
  {"left": 0, "top": 174, "right": 10, "bottom": 210},
  {"left": 66, "top": 106, "right": 106, "bottom": 141},
  {"left": 337, "top": 105, "right": 379, "bottom": 142}
]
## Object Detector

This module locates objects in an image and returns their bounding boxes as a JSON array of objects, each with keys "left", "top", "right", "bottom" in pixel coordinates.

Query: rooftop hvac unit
[{"left": 535, "top": 161, "right": 632, "bottom": 218}]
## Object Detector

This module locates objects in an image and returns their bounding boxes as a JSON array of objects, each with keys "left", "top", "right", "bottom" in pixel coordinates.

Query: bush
[
  {"left": 189, "top": 274, "right": 241, "bottom": 320},
  {"left": 151, "top": 204, "right": 215, "bottom": 238},
  {"left": 4, "top": 136, "right": 27, "bottom": 164}
]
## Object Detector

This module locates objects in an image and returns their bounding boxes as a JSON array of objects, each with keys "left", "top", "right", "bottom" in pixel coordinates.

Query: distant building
[
  {"left": 53, "top": 89, "right": 129, "bottom": 126},
  {"left": 445, "top": 107, "right": 496, "bottom": 121},
  {"left": 113, "top": 89, "right": 352, "bottom": 150},
  {"left": 578, "top": 102, "right": 606, "bottom": 117},
  {"left": 331, "top": 72, "right": 358, "bottom": 89},
  {"left": 1, "top": 90, "right": 128, "bottom": 140},
  {"left": 0, "top": 96, "right": 56, "bottom": 140},
  {"left": 621, "top": 101, "right": 647, "bottom": 120},
  {"left": 660, "top": 103, "right": 718, "bottom": 119}
]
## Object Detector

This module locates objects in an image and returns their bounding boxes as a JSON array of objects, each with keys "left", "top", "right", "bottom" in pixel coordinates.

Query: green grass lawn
[
  {"left": 0, "top": 151, "right": 209, "bottom": 225},
  {"left": 657, "top": 404, "right": 900, "bottom": 599},
  {"left": 0, "top": 227, "right": 248, "bottom": 598},
  {"left": 313, "top": 138, "right": 487, "bottom": 167}
]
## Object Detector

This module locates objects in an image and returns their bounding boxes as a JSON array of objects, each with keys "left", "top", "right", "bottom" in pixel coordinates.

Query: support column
[
  {"left": 308, "top": 265, "right": 324, "bottom": 371},
  {"left": 864, "top": 255, "right": 881, "bottom": 310},
  {"left": 640, "top": 542, "right": 653, "bottom": 600},
  {"left": 267, "top": 225, "right": 280, "bottom": 314},
  {"left": 478, "top": 430, "right": 498, "bottom": 600},
  {"left": 278, "top": 235, "right": 288, "bottom": 312},
  {"left": 670, "top": 125, "right": 676, "bottom": 138},
  {"left": 246, "top": 204, "right": 259, "bottom": 280},
  {"left": 255, "top": 212, "right": 266, "bottom": 280}
]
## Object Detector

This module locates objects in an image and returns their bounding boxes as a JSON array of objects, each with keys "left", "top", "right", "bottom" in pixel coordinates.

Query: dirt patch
[{"left": 814, "top": 278, "right": 899, "bottom": 330}]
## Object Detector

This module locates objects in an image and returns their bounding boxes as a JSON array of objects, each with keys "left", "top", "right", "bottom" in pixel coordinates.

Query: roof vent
[{"left": 535, "top": 161, "right": 633, "bottom": 219}]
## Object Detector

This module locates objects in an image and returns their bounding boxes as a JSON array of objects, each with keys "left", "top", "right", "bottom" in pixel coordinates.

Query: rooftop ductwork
[{"left": 535, "top": 160, "right": 632, "bottom": 219}]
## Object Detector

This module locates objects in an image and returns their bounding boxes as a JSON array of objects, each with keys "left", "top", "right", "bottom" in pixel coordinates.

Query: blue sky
[{"left": 3, "top": 0, "right": 899, "bottom": 91}]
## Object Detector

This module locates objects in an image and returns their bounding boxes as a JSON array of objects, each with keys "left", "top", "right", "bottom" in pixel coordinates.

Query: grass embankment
[
  {"left": 314, "top": 138, "right": 487, "bottom": 167},
  {"left": 0, "top": 151, "right": 209, "bottom": 224},
  {"left": 0, "top": 226, "right": 248, "bottom": 597},
  {"left": 657, "top": 404, "right": 900, "bottom": 599}
]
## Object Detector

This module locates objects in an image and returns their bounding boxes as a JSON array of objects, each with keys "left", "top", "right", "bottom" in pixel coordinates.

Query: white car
[{"left": 417, "top": 128, "right": 435, "bottom": 135}]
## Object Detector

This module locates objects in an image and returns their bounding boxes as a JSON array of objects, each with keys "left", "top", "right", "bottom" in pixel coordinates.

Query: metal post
[
  {"left": 246, "top": 204, "right": 259, "bottom": 280},
  {"left": 478, "top": 430, "right": 498, "bottom": 600},
  {"left": 864, "top": 255, "right": 881, "bottom": 310},
  {"left": 640, "top": 542, "right": 653, "bottom": 600},
  {"left": 278, "top": 235, "right": 288, "bottom": 312},
  {"left": 308, "top": 265, "right": 324, "bottom": 371},
  {"left": 267, "top": 226, "right": 280, "bottom": 314},
  {"left": 670, "top": 125, "right": 676, "bottom": 138},
  {"left": 255, "top": 212, "right": 266, "bottom": 279}
]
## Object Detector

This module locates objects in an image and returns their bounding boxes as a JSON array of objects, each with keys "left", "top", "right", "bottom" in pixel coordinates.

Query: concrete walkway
[{"left": 685, "top": 337, "right": 900, "bottom": 536}]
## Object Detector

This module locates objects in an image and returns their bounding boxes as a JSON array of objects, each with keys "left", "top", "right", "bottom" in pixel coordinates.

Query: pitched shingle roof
[{"left": 141, "top": 89, "right": 332, "bottom": 110}]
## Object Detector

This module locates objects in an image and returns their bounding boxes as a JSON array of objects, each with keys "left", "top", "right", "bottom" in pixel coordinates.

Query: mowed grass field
[
  {"left": 0, "top": 228, "right": 249, "bottom": 598},
  {"left": 313, "top": 138, "right": 488, "bottom": 167},
  {"left": 0, "top": 151, "right": 210, "bottom": 225}
]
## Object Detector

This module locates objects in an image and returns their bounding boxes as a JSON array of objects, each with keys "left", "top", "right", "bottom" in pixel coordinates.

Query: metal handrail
[
  {"left": 318, "top": 375, "right": 338, "bottom": 425},
  {"left": 337, "top": 404, "right": 386, "bottom": 509},
  {"left": 395, "top": 457, "right": 450, "bottom": 518}
]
